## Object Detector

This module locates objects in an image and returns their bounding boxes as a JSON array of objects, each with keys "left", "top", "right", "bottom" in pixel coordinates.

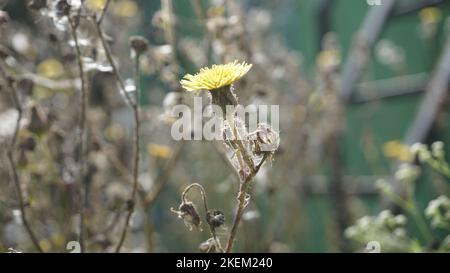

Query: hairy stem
[{"left": 225, "top": 153, "right": 268, "bottom": 253}]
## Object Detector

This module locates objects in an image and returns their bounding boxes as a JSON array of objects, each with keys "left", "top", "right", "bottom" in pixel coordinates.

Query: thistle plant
[{"left": 177, "top": 60, "right": 279, "bottom": 252}]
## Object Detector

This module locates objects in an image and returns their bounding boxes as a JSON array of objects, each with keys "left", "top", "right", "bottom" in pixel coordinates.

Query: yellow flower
[
  {"left": 37, "top": 58, "right": 64, "bottom": 78},
  {"left": 113, "top": 0, "right": 138, "bottom": 18},
  {"left": 86, "top": 0, "right": 107, "bottom": 11},
  {"left": 316, "top": 49, "right": 341, "bottom": 71},
  {"left": 383, "top": 140, "right": 413, "bottom": 163},
  {"left": 180, "top": 60, "right": 252, "bottom": 92},
  {"left": 148, "top": 143, "right": 172, "bottom": 159},
  {"left": 419, "top": 7, "right": 442, "bottom": 25}
]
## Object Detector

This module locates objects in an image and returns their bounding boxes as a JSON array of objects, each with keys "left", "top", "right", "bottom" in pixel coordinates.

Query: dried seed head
[
  {"left": 129, "top": 36, "right": 149, "bottom": 55},
  {"left": 171, "top": 201, "right": 201, "bottom": 231},
  {"left": 250, "top": 123, "right": 280, "bottom": 156},
  {"left": 206, "top": 209, "right": 225, "bottom": 228},
  {"left": 55, "top": 0, "right": 71, "bottom": 17},
  {"left": 27, "top": 105, "right": 48, "bottom": 135},
  {"left": 126, "top": 199, "right": 135, "bottom": 211}
]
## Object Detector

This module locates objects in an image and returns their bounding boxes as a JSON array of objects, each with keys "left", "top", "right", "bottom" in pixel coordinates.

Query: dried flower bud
[
  {"left": 48, "top": 33, "right": 59, "bottom": 44},
  {"left": 17, "top": 78, "right": 34, "bottom": 96},
  {"left": 27, "top": 106, "right": 48, "bottom": 135},
  {"left": 55, "top": 0, "right": 71, "bottom": 17},
  {"left": 171, "top": 201, "right": 201, "bottom": 231},
  {"left": 129, "top": 36, "right": 149, "bottom": 55},
  {"left": 0, "top": 10, "right": 9, "bottom": 26},
  {"left": 126, "top": 199, "right": 135, "bottom": 211},
  {"left": 206, "top": 209, "right": 225, "bottom": 228},
  {"left": 250, "top": 123, "right": 280, "bottom": 155},
  {"left": 28, "top": 0, "right": 48, "bottom": 10},
  {"left": 19, "top": 136, "right": 37, "bottom": 151}
]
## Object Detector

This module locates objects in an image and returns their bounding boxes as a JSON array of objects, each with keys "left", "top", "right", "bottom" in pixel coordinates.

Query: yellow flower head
[
  {"left": 180, "top": 60, "right": 252, "bottom": 92},
  {"left": 383, "top": 140, "right": 413, "bottom": 163},
  {"left": 419, "top": 7, "right": 442, "bottom": 25},
  {"left": 148, "top": 143, "right": 172, "bottom": 159}
]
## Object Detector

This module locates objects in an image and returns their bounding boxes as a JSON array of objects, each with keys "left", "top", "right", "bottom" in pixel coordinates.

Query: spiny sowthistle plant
[
  {"left": 346, "top": 141, "right": 450, "bottom": 252},
  {"left": 172, "top": 60, "right": 279, "bottom": 252}
]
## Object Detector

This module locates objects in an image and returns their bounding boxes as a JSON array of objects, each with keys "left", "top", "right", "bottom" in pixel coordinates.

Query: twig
[
  {"left": 114, "top": 48, "right": 141, "bottom": 253},
  {"left": 93, "top": 7, "right": 142, "bottom": 252},
  {"left": 96, "top": 0, "right": 111, "bottom": 24},
  {"left": 68, "top": 14, "right": 88, "bottom": 253},
  {"left": 94, "top": 21, "right": 135, "bottom": 107},
  {"left": 161, "top": 0, "right": 178, "bottom": 71},
  {"left": 0, "top": 62, "right": 43, "bottom": 252},
  {"left": 340, "top": 0, "right": 396, "bottom": 103}
]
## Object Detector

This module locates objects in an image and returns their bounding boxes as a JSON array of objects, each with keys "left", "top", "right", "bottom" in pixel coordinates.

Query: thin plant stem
[
  {"left": 0, "top": 62, "right": 43, "bottom": 253},
  {"left": 386, "top": 187, "right": 434, "bottom": 244},
  {"left": 114, "top": 51, "right": 141, "bottom": 253},
  {"left": 225, "top": 153, "right": 268, "bottom": 253},
  {"left": 96, "top": 0, "right": 111, "bottom": 24},
  {"left": 408, "top": 201, "right": 434, "bottom": 244},
  {"left": 68, "top": 15, "right": 88, "bottom": 253},
  {"left": 94, "top": 21, "right": 135, "bottom": 107},
  {"left": 93, "top": 7, "right": 142, "bottom": 252}
]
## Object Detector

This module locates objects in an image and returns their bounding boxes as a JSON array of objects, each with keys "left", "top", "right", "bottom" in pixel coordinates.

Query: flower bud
[
  {"left": 206, "top": 209, "right": 225, "bottom": 228},
  {"left": 129, "top": 36, "right": 149, "bottom": 55},
  {"left": 172, "top": 201, "right": 201, "bottom": 231},
  {"left": 55, "top": 0, "right": 71, "bottom": 17},
  {"left": 27, "top": 105, "right": 48, "bottom": 135},
  {"left": 431, "top": 141, "right": 444, "bottom": 159}
]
